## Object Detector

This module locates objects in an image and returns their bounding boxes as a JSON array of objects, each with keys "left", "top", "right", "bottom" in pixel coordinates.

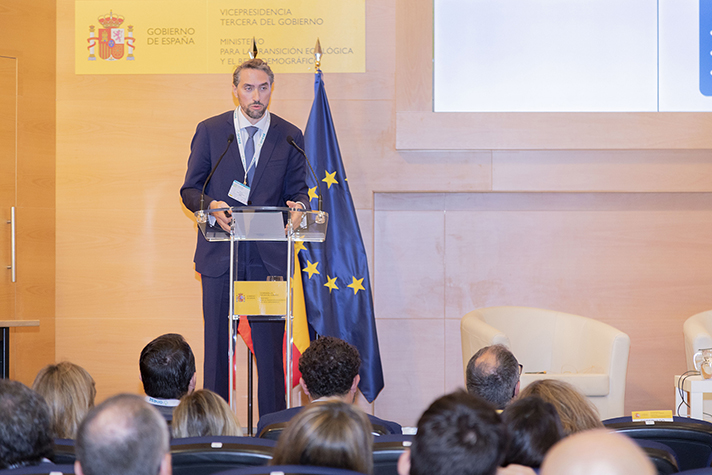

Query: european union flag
[{"left": 300, "top": 70, "right": 385, "bottom": 402}]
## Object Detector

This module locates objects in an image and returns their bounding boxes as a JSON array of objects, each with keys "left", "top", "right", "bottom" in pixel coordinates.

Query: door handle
[{"left": 7, "top": 206, "right": 15, "bottom": 283}]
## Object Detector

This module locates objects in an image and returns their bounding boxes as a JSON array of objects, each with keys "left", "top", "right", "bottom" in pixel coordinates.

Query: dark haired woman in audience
[
  {"left": 501, "top": 396, "right": 565, "bottom": 469},
  {"left": 172, "top": 389, "right": 241, "bottom": 438},
  {"left": 518, "top": 379, "right": 603, "bottom": 435},
  {"left": 32, "top": 362, "right": 95, "bottom": 439},
  {"left": 271, "top": 400, "right": 373, "bottom": 474}
]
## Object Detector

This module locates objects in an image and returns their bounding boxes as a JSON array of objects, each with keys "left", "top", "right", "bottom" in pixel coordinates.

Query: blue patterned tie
[{"left": 244, "top": 126, "right": 258, "bottom": 186}]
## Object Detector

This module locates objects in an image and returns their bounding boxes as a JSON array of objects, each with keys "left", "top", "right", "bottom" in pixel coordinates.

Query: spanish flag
[{"left": 283, "top": 242, "right": 311, "bottom": 389}]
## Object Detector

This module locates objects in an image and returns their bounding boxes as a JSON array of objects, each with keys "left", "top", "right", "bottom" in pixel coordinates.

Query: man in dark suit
[
  {"left": 181, "top": 58, "right": 309, "bottom": 416},
  {"left": 256, "top": 336, "right": 402, "bottom": 436}
]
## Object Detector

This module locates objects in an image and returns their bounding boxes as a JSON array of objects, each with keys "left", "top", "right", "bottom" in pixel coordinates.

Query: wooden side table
[
  {"left": 0, "top": 320, "right": 39, "bottom": 379},
  {"left": 674, "top": 374, "right": 712, "bottom": 420}
]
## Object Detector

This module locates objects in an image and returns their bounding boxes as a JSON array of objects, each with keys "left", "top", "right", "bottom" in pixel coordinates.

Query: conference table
[{"left": 0, "top": 320, "right": 39, "bottom": 379}]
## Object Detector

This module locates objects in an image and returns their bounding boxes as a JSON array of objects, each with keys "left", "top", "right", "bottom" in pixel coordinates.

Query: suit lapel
[{"left": 249, "top": 116, "right": 278, "bottom": 192}]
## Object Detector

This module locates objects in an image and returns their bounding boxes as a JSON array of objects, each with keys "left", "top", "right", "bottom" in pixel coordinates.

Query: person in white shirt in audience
[
  {"left": 139, "top": 333, "right": 196, "bottom": 423},
  {"left": 541, "top": 429, "right": 655, "bottom": 475},
  {"left": 466, "top": 344, "right": 521, "bottom": 410},
  {"left": 75, "top": 393, "right": 172, "bottom": 475}
]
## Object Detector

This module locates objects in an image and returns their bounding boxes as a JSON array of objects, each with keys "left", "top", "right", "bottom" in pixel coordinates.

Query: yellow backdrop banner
[{"left": 75, "top": 1, "right": 365, "bottom": 74}]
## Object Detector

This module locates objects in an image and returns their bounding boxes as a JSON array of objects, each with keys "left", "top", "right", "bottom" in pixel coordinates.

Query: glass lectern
[{"left": 195, "top": 206, "right": 328, "bottom": 425}]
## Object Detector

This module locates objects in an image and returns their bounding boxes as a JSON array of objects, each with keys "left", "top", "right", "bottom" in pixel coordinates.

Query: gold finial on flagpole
[
  {"left": 314, "top": 38, "right": 322, "bottom": 71},
  {"left": 249, "top": 37, "right": 258, "bottom": 59}
]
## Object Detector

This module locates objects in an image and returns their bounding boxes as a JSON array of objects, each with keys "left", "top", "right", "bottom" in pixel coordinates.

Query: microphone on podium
[
  {"left": 286, "top": 136, "right": 325, "bottom": 224},
  {"left": 197, "top": 134, "right": 234, "bottom": 223}
]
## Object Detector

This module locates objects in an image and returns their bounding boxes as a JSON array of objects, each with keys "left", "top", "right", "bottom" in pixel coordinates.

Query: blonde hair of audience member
[
  {"left": 541, "top": 429, "right": 655, "bottom": 475},
  {"left": 32, "top": 362, "right": 96, "bottom": 439},
  {"left": 518, "top": 379, "right": 603, "bottom": 435},
  {"left": 172, "top": 389, "right": 241, "bottom": 438},
  {"left": 272, "top": 400, "right": 374, "bottom": 474}
]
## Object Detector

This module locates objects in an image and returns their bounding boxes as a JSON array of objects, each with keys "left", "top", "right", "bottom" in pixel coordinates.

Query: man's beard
[{"left": 244, "top": 102, "right": 266, "bottom": 120}]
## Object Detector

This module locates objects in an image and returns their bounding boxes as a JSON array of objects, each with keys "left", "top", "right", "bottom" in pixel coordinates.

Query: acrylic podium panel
[
  {"left": 196, "top": 206, "right": 328, "bottom": 243},
  {"left": 194, "top": 206, "right": 328, "bottom": 426}
]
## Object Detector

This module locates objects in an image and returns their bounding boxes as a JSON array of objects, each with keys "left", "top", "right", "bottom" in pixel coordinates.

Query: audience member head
[
  {"left": 32, "top": 361, "right": 96, "bottom": 439},
  {"left": 400, "top": 390, "right": 506, "bottom": 475},
  {"left": 140, "top": 333, "right": 196, "bottom": 400},
  {"left": 501, "top": 396, "right": 565, "bottom": 468},
  {"left": 233, "top": 58, "right": 274, "bottom": 87},
  {"left": 466, "top": 344, "right": 521, "bottom": 409},
  {"left": 272, "top": 400, "right": 373, "bottom": 474},
  {"left": 541, "top": 429, "right": 655, "bottom": 475},
  {"left": 75, "top": 393, "right": 170, "bottom": 475},
  {"left": 298, "top": 336, "right": 361, "bottom": 402},
  {"left": 172, "top": 389, "right": 241, "bottom": 438},
  {"left": 518, "top": 379, "right": 603, "bottom": 435},
  {"left": 0, "top": 380, "right": 53, "bottom": 469}
]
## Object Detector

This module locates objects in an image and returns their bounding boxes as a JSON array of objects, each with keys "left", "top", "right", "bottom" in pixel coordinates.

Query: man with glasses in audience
[{"left": 465, "top": 344, "right": 522, "bottom": 410}]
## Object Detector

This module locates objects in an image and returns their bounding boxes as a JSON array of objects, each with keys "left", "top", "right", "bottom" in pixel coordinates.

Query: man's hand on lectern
[
  {"left": 209, "top": 200, "right": 232, "bottom": 232},
  {"left": 286, "top": 200, "right": 305, "bottom": 232}
]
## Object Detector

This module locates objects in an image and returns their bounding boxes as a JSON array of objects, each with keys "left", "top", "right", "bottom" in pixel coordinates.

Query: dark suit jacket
[
  {"left": 181, "top": 110, "right": 309, "bottom": 277},
  {"left": 256, "top": 406, "right": 403, "bottom": 437}
]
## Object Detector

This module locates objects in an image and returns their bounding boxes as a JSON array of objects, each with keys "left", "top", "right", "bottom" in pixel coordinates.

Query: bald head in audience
[
  {"left": 466, "top": 344, "right": 521, "bottom": 409},
  {"left": 540, "top": 429, "right": 655, "bottom": 475},
  {"left": 75, "top": 394, "right": 171, "bottom": 475}
]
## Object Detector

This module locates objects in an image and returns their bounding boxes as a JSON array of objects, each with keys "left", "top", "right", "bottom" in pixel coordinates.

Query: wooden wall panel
[
  {"left": 0, "top": 0, "right": 56, "bottom": 385},
  {"left": 374, "top": 193, "right": 712, "bottom": 422},
  {"left": 493, "top": 150, "right": 712, "bottom": 192}
]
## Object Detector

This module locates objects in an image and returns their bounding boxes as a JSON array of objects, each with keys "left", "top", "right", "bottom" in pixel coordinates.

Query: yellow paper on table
[
  {"left": 631, "top": 410, "right": 673, "bottom": 422},
  {"left": 234, "top": 281, "right": 287, "bottom": 316}
]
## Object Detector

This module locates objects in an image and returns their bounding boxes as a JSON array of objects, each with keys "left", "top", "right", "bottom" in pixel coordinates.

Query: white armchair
[{"left": 461, "top": 306, "right": 631, "bottom": 420}]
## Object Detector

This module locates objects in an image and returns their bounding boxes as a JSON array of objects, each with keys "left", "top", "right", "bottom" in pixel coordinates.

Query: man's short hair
[
  {"left": 0, "top": 380, "right": 53, "bottom": 469},
  {"left": 298, "top": 336, "right": 360, "bottom": 399},
  {"left": 139, "top": 333, "right": 195, "bottom": 399},
  {"left": 76, "top": 394, "right": 169, "bottom": 475},
  {"left": 466, "top": 344, "right": 520, "bottom": 409},
  {"left": 410, "top": 390, "right": 507, "bottom": 475},
  {"left": 233, "top": 58, "right": 274, "bottom": 86}
]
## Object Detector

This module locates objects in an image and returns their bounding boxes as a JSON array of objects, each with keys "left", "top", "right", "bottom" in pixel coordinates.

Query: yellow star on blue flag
[
  {"left": 308, "top": 186, "right": 319, "bottom": 202},
  {"left": 324, "top": 275, "right": 338, "bottom": 293},
  {"left": 322, "top": 170, "right": 338, "bottom": 189},
  {"left": 303, "top": 260, "right": 320, "bottom": 279},
  {"left": 347, "top": 277, "right": 365, "bottom": 295}
]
